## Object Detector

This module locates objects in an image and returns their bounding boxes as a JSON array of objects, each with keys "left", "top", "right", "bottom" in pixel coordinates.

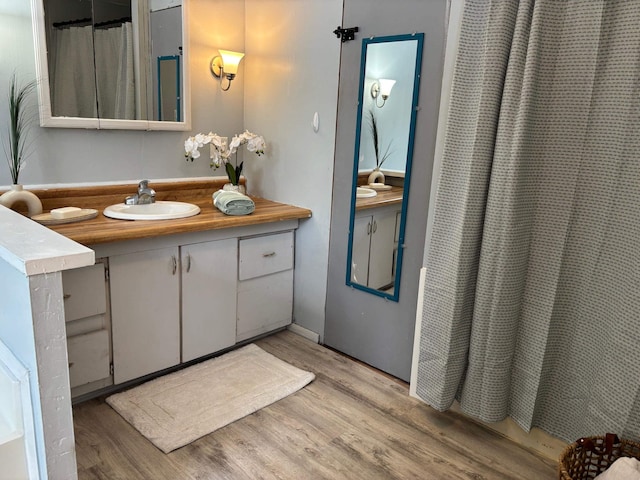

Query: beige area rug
[{"left": 106, "top": 344, "right": 315, "bottom": 453}]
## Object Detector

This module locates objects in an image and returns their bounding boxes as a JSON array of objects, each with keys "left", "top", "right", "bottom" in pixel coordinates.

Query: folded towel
[
  {"left": 595, "top": 457, "right": 640, "bottom": 480},
  {"left": 213, "top": 189, "right": 255, "bottom": 216}
]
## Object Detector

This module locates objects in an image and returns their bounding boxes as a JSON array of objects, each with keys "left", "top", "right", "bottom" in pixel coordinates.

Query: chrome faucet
[{"left": 125, "top": 180, "right": 156, "bottom": 205}]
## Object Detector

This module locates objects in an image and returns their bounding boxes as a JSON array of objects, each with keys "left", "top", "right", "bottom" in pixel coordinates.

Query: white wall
[
  {"left": 244, "top": 0, "right": 342, "bottom": 338},
  {"left": 0, "top": 0, "right": 245, "bottom": 187},
  {"left": 0, "top": 0, "right": 339, "bottom": 339}
]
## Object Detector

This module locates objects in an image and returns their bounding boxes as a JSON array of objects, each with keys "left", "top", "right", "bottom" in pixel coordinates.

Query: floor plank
[{"left": 73, "top": 330, "right": 557, "bottom": 479}]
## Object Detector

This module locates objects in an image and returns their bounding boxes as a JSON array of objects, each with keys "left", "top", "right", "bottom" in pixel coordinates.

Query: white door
[
  {"left": 110, "top": 247, "right": 180, "bottom": 384},
  {"left": 181, "top": 238, "right": 237, "bottom": 362}
]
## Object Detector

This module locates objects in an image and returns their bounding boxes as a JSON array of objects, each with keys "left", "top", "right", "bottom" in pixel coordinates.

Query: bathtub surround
[{"left": 414, "top": 0, "right": 640, "bottom": 443}]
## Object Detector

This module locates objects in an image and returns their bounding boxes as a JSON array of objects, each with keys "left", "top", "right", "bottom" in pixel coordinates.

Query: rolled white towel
[{"left": 595, "top": 457, "right": 640, "bottom": 480}]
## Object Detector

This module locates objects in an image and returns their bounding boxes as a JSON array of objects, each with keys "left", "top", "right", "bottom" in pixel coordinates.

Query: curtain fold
[
  {"left": 94, "top": 22, "right": 136, "bottom": 120},
  {"left": 415, "top": 0, "right": 640, "bottom": 442},
  {"left": 50, "top": 25, "right": 98, "bottom": 118}
]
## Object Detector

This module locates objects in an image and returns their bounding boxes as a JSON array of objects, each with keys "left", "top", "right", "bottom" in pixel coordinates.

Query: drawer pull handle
[
  {"left": 68, "top": 362, "right": 74, "bottom": 369},
  {"left": 63, "top": 293, "right": 71, "bottom": 300},
  {"left": 186, "top": 254, "right": 192, "bottom": 273},
  {"left": 263, "top": 252, "right": 276, "bottom": 258},
  {"left": 171, "top": 256, "right": 177, "bottom": 275}
]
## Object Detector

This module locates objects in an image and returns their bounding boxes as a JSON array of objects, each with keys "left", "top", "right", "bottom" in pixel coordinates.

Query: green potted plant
[{"left": 0, "top": 74, "right": 42, "bottom": 216}]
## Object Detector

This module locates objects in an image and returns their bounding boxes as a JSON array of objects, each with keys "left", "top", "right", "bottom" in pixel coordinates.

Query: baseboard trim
[
  {"left": 287, "top": 323, "right": 320, "bottom": 343},
  {"left": 449, "top": 402, "right": 567, "bottom": 461}
]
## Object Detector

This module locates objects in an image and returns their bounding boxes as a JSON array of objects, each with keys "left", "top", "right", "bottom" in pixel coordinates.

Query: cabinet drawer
[
  {"left": 62, "top": 263, "right": 107, "bottom": 323},
  {"left": 239, "top": 231, "right": 294, "bottom": 280},
  {"left": 67, "top": 329, "right": 110, "bottom": 389}
]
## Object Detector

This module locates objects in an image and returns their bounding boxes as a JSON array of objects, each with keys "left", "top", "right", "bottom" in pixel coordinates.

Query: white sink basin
[
  {"left": 356, "top": 187, "right": 377, "bottom": 198},
  {"left": 103, "top": 201, "right": 201, "bottom": 221}
]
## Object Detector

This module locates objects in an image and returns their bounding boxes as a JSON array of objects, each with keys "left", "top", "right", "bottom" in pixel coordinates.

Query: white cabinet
[
  {"left": 181, "top": 238, "right": 237, "bottom": 362},
  {"left": 351, "top": 206, "right": 400, "bottom": 290},
  {"left": 110, "top": 239, "right": 239, "bottom": 383},
  {"left": 62, "top": 262, "right": 111, "bottom": 394},
  {"left": 237, "top": 231, "right": 294, "bottom": 342},
  {"left": 88, "top": 222, "right": 298, "bottom": 389},
  {"left": 109, "top": 247, "right": 181, "bottom": 384}
]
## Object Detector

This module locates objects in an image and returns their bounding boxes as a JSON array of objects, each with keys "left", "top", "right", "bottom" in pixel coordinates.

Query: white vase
[
  {"left": 367, "top": 168, "right": 385, "bottom": 185},
  {"left": 222, "top": 183, "right": 246, "bottom": 195},
  {"left": 0, "top": 184, "right": 43, "bottom": 217}
]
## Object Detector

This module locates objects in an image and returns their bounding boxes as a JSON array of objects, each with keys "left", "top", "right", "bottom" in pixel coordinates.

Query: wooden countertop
[
  {"left": 355, "top": 186, "right": 403, "bottom": 211},
  {"left": 17, "top": 179, "right": 312, "bottom": 246}
]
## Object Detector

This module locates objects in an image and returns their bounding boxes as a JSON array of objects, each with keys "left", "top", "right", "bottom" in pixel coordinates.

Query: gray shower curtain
[{"left": 414, "top": 0, "right": 640, "bottom": 443}]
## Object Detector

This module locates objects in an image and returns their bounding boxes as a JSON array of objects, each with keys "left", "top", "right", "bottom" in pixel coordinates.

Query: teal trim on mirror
[{"left": 345, "top": 33, "right": 424, "bottom": 302}]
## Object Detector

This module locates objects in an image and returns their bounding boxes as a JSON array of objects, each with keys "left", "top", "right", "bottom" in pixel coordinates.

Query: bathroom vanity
[
  {"left": 350, "top": 186, "right": 403, "bottom": 291},
  {"left": 33, "top": 179, "right": 311, "bottom": 398}
]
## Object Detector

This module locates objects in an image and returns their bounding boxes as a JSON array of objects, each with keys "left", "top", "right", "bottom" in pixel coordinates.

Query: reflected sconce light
[
  {"left": 210, "top": 49, "right": 245, "bottom": 91},
  {"left": 371, "top": 78, "right": 396, "bottom": 108}
]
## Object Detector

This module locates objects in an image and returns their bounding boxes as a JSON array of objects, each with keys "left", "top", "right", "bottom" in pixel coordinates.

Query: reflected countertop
[{"left": 355, "top": 186, "right": 403, "bottom": 211}]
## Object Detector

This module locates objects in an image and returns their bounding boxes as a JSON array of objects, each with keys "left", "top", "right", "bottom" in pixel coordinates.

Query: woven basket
[{"left": 558, "top": 433, "right": 640, "bottom": 479}]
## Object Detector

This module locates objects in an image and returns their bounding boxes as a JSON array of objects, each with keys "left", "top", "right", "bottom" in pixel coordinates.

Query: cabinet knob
[{"left": 63, "top": 293, "right": 71, "bottom": 300}]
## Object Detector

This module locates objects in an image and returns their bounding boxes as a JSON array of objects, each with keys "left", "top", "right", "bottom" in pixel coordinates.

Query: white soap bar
[{"left": 50, "top": 207, "right": 82, "bottom": 219}]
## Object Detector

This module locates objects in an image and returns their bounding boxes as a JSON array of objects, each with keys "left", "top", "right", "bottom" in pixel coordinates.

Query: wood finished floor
[{"left": 73, "top": 330, "right": 557, "bottom": 479}]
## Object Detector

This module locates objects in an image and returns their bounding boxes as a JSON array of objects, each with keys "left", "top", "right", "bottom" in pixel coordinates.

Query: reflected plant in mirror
[
  {"left": 366, "top": 109, "right": 392, "bottom": 185},
  {"left": 346, "top": 33, "right": 424, "bottom": 301},
  {"left": 31, "top": 0, "right": 189, "bottom": 130}
]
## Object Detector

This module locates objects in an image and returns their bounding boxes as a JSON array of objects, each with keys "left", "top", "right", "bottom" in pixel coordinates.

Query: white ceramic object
[
  {"left": 367, "top": 169, "right": 385, "bottom": 186},
  {"left": 0, "top": 185, "right": 43, "bottom": 217},
  {"left": 367, "top": 183, "right": 393, "bottom": 191},
  {"left": 103, "top": 201, "right": 201, "bottom": 221},
  {"left": 356, "top": 187, "right": 377, "bottom": 198}
]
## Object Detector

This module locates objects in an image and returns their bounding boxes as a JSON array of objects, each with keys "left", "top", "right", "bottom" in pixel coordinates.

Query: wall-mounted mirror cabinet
[
  {"left": 30, "top": 0, "right": 190, "bottom": 130},
  {"left": 346, "top": 33, "right": 423, "bottom": 301}
]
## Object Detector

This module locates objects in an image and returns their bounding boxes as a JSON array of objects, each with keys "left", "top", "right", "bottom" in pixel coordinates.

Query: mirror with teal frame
[{"left": 346, "top": 33, "right": 424, "bottom": 301}]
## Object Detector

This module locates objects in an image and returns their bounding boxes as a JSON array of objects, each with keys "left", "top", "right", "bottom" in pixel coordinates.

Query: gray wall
[{"left": 325, "top": 0, "right": 448, "bottom": 381}]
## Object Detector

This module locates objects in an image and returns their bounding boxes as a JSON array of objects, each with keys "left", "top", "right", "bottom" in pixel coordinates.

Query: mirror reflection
[
  {"left": 347, "top": 33, "right": 423, "bottom": 301},
  {"left": 36, "top": 0, "right": 186, "bottom": 126}
]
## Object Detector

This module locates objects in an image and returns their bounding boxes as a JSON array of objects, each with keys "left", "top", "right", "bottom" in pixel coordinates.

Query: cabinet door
[
  {"left": 351, "top": 215, "right": 371, "bottom": 285},
  {"left": 368, "top": 209, "right": 399, "bottom": 290},
  {"left": 67, "top": 330, "right": 110, "bottom": 388},
  {"left": 110, "top": 247, "right": 180, "bottom": 384},
  {"left": 62, "top": 263, "right": 107, "bottom": 323},
  {"left": 181, "top": 238, "right": 237, "bottom": 362},
  {"left": 237, "top": 269, "right": 293, "bottom": 342}
]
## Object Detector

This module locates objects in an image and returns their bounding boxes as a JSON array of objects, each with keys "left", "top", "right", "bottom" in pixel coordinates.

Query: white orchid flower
[
  {"left": 194, "top": 133, "right": 210, "bottom": 147},
  {"left": 184, "top": 130, "right": 265, "bottom": 183},
  {"left": 246, "top": 135, "right": 265, "bottom": 154}
]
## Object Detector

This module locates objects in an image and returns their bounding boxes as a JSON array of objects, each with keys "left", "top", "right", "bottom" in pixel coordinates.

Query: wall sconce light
[
  {"left": 371, "top": 78, "right": 396, "bottom": 108},
  {"left": 210, "top": 49, "right": 245, "bottom": 91}
]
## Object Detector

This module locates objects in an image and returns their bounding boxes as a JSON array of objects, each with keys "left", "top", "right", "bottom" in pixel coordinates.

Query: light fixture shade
[
  {"left": 378, "top": 78, "right": 396, "bottom": 97},
  {"left": 219, "top": 49, "right": 245, "bottom": 75}
]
